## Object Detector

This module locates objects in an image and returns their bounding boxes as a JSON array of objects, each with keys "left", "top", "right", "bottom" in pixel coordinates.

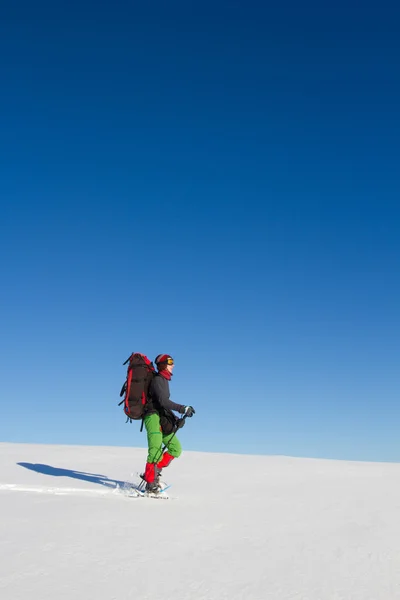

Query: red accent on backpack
[{"left": 119, "top": 353, "right": 155, "bottom": 421}]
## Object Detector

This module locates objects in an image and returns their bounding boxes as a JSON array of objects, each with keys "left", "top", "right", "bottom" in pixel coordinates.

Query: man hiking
[{"left": 142, "top": 354, "right": 195, "bottom": 493}]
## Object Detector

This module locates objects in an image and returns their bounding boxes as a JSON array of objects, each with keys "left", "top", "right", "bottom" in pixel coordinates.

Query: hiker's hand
[
  {"left": 176, "top": 418, "right": 186, "bottom": 429},
  {"left": 184, "top": 406, "right": 195, "bottom": 417}
]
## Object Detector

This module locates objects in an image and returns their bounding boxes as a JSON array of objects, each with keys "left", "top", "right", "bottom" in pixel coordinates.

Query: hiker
[{"left": 142, "top": 354, "right": 195, "bottom": 492}]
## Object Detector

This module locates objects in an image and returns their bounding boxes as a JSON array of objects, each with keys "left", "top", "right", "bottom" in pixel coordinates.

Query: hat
[{"left": 155, "top": 354, "right": 174, "bottom": 366}]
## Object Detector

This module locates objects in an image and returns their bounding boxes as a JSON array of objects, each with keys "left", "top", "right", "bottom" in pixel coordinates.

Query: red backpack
[{"left": 118, "top": 353, "right": 155, "bottom": 422}]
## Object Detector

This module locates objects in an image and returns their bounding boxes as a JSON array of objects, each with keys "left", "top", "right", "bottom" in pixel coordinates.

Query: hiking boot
[{"left": 145, "top": 481, "right": 161, "bottom": 494}]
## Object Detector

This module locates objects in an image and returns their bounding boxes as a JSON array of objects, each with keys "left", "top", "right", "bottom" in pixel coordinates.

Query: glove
[
  {"left": 176, "top": 417, "right": 186, "bottom": 429},
  {"left": 183, "top": 406, "right": 195, "bottom": 417}
]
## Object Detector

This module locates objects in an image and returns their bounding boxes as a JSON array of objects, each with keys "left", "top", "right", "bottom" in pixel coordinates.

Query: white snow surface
[{"left": 1, "top": 443, "right": 400, "bottom": 600}]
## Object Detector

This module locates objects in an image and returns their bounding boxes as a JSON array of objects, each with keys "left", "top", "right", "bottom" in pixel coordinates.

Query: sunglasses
[{"left": 166, "top": 358, "right": 174, "bottom": 365}]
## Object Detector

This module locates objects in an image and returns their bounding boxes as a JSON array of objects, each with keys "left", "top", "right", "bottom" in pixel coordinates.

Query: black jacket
[{"left": 145, "top": 374, "right": 184, "bottom": 434}]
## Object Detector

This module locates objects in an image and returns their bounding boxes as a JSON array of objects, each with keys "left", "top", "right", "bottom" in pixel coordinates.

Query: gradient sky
[{"left": 1, "top": 1, "right": 400, "bottom": 462}]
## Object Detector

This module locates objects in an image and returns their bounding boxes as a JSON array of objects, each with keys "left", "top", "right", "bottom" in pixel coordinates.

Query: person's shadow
[{"left": 17, "top": 463, "right": 127, "bottom": 489}]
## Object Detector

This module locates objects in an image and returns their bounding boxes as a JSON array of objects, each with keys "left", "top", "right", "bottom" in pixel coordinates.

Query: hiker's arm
[{"left": 152, "top": 377, "right": 184, "bottom": 413}]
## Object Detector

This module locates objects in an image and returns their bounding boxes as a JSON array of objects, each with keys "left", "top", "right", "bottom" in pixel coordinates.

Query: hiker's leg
[
  {"left": 143, "top": 413, "right": 163, "bottom": 482},
  {"left": 156, "top": 433, "right": 182, "bottom": 470},
  {"left": 157, "top": 450, "right": 174, "bottom": 469},
  {"left": 161, "top": 432, "right": 182, "bottom": 461}
]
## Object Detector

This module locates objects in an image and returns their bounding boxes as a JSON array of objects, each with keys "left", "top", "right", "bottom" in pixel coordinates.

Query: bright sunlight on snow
[{"left": 1, "top": 442, "right": 400, "bottom": 599}]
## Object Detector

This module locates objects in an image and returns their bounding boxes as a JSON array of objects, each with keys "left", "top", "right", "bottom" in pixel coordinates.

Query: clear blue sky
[{"left": 1, "top": 1, "right": 399, "bottom": 462}]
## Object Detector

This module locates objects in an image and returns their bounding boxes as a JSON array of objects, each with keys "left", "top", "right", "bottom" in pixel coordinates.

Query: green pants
[{"left": 144, "top": 413, "right": 182, "bottom": 464}]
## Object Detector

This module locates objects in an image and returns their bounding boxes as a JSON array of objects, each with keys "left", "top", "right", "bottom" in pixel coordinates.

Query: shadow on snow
[{"left": 17, "top": 463, "right": 127, "bottom": 489}]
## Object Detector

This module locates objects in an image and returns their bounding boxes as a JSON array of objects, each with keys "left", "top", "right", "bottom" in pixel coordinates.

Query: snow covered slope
[{"left": 1, "top": 442, "right": 400, "bottom": 599}]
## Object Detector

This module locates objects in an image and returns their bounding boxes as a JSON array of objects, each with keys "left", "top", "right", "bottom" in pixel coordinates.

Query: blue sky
[{"left": 1, "top": 1, "right": 399, "bottom": 462}]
